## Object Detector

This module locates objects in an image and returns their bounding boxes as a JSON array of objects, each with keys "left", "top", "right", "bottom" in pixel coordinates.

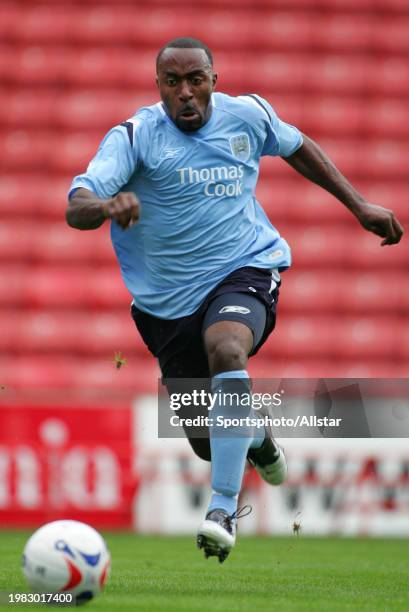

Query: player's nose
[{"left": 178, "top": 79, "right": 193, "bottom": 101}]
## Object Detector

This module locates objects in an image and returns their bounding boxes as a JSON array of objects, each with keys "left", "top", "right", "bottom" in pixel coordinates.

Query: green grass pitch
[{"left": 1, "top": 531, "right": 408, "bottom": 611}]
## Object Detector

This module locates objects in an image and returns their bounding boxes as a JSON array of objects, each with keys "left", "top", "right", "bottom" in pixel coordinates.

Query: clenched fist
[
  {"left": 102, "top": 192, "right": 141, "bottom": 230},
  {"left": 354, "top": 202, "right": 404, "bottom": 246}
]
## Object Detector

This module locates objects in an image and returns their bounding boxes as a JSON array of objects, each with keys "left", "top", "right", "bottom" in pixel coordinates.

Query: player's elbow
[
  {"left": 65, "top": 199, "right": 86, "bottom": 230},
  {"left": 65, "top": 201, "right": 78, "bottom": 229}
]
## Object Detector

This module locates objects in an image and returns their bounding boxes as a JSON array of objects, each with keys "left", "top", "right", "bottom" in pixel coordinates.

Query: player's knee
[{"left": 207, "top": 338, "right": 248, "bottom": 375}]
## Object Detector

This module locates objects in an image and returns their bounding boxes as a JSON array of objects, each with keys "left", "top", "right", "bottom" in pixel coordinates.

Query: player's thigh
[
  {"left": 202, "top": 292, "right": 268, "bottom": 357},
  {"left": 131, "top": 303, "right": 208, "bottom": 376}
]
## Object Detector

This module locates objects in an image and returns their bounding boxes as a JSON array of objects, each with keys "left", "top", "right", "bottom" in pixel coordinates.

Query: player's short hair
[{"left": 156, "top": 37, "right": 213, "bottom": 71}]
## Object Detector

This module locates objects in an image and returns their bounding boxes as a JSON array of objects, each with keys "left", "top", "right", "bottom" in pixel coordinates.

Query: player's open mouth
[{"left": 179, "top": 110, "right": 199, "bottom": 120}]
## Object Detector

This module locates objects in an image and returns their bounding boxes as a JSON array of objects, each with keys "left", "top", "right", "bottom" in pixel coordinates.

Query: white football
[{"left": 22, "top": 520, "right": 110, "bottom": 605}]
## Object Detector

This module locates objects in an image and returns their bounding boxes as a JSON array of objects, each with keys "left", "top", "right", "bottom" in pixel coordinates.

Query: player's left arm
[{"left": 282, "top": 134, "right": 404, "bottom": 246}]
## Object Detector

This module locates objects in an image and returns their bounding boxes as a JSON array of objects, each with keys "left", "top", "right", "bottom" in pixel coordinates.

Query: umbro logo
[
  {"left": 163, "top": 147, "right": 185, "bottom": 159},
  {"left": 219, "top": 306, "right": 251, "bottom": 314}
]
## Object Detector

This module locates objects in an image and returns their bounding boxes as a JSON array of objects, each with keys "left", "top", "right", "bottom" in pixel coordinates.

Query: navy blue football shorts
[{"left": 131, "top": 266, "right": 280, "bottom": 381}]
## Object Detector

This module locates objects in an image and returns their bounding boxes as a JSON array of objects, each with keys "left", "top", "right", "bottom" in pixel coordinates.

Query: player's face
[{"left": 156, "top": 48, "right": 217, "bottom": 132}]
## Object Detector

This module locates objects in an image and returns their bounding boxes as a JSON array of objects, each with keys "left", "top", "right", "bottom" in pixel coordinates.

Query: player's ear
[
  {"left": 155, "top": 76, "right": 159, "bottom": 89},
  {"left": 212, "top": 72, "right": 218, "bottom": 89}
]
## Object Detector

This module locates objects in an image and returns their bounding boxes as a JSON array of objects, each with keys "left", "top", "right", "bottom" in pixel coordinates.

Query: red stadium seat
[
  {"left": 0, "top": 355, "right": 77, "bottom": 389},
  {"left": 73, "top": 7, "right": 142, "bottom": 43},
  {"left": 203, "top": 11, "right": 312, "bottom": 52},
  {"left": 375, "top": 18, "right": 409, "bottom": 54},
  {"left": 1, "top": 131, "right": 52, "bottom": 170},
  {"left": 259, "top": 139, "right": 373, "bottom": 180},
  {"left": 250, "top": 12, "right": 313, "bottom": 51},
  {"left": 0, "top": 45, "right": 14, "bottom": 83},
  {"left": 314, "top": 14, "right": 374, "bottom": 52},
  {"left": 257, "top": 180, "right": 358, "bottom": 225},
  {"left": 319, "top": 0, "right": 375, "bottom": 10},
  {"left": 8, "top": 46, "right": 69, "bottom": 85},
  {"left": 0, "top": 175, "right": 72, "bottom": 219},
  {"left": 12, "top": 6, "right": 75, "bottom": 44},
  {"left": 234, "top": 54, "right": 306, "bottom": 92},
  {"left": 262, "top": 316, "right": 335, "bottom": 358},
  {"left": 248, "top": 355, "right": 403, "bottom": 379},
  {"left": 280, "top": 223, "right": 408, "bottom": 271},
  {"left": 0, "top": 221, "right": 113, "bottom": 263},
  {"left": 263, "top": 94, "right": 304, "bottom": 127},
  {"left": 280, "top": 224, "right": 346, "bottom": 268},
  {"left": 2, "top": 310, "right": 146, "bottom": 356},
  {"left": 363, "top": 183, "right": 409, "bottom": 222},
  {"left": 24, "top": 267, "right": 129, "bottom": 308},
  {"left": 148, "top": 0, "right": 377, "bottom": 9},
  {"left": 308, "top": 56, "right": 369, "bottom": 95},
  {"left": 63, "top": 49, "right": 155, "bottom": 88},
  {"left": 0, "top": 355, "right": 158, "bottom": 392},
  {"left": 70, "top": 356, "right": 159, "bottom": 392},
  {"left": 258, "top": 157, "right": 304, "bottom": 181},
  {"left": 279, "top": 271, "right": 340, "bottom": 314},
  {"left": 360, "top": 141, "right": 409, "bottom": 178},
  {"left": 56, "top": 91, "right": 156, "bottom": 130},
  {"left": 30, "top": 222, "right": 114, "bottom": 263},
  {"left": 380, "top": 0, "right": 409, "bottom": 13},
  {"left": 0, "top": 90, "right": 58, "bottom": 128},
  {"left": 0, "top": 221, "right": 33, "bottom": 260},
  {"left": 27, "top": 267, "right": 130, "bottom": 308},
  {"left": 348, "top": 230, "right": 409, "bottom": 269},
  {"left": 368, "top": 58, "right": 409, "bottom": 96},
  {"left": 0, "top": 5, "right": 18, "bottom": 42},
  {"left": 0, "top": 266, "right": 26, "bottom": 306},
  {"left": 307, "top": 138, "right": 362, "bottom": 176},
  {"left": 303, "top": 98, "right": 364, "bottom": 136},
  {"left": 366, "top": 99, "right": 409, "bottom": 138},
  {"left": 281, "top": 271, "right": 403, "bottom": 316},
  {"left": 50, "top": 132, "right": 101, "bottom": 174},
  {"left": 277, "top": 138, "right": 409, "bottom": 180},
  {"left": 346, "top": 273, "right": 401, "bottom": 314},
  {"left": 334, "top": 317, "right": 398, "bottom": 358},
  {"left": 75, "top": 7, "right": 195, "bottom": 46},
  {"left": 398, "top": 325, "right": 409, "bottom": 360}
]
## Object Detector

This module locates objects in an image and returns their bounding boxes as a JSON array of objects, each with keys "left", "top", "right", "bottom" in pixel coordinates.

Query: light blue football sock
[{"left": 207, "top": 369, "right": 265, "bottom": 516}]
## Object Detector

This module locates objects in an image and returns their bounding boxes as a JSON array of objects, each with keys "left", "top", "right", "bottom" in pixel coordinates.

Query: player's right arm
[
  {"left": 67, "top": 188, "right": 140, "bottom": 231},
  {"left": 66, "top": 123, "right": 140, "bottom": 231}
]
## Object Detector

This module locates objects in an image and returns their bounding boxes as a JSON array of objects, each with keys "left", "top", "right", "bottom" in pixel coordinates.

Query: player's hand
[
  {"left": 102, "top": 192, "right": 140, "bottom": 230},
  {"left": 354, "top": 202, "right": 404, "bottom": 246}
]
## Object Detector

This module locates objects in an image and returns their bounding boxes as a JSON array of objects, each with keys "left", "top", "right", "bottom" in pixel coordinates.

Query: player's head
[{"left": 156, "top": 37, "right": 217, "bottom": 132}]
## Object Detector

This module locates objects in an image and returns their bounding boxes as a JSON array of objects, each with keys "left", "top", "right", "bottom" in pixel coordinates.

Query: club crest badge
[{"left": 229, "top": 133, "right": 250, "bottom": 162}]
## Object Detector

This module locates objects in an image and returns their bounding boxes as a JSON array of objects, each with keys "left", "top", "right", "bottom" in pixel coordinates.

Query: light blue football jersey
[{"left": 69, "top": 92, "right": 303, "bottom": 318}]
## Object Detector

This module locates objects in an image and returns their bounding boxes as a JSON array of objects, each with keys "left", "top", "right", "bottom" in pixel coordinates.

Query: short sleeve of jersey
[
  {"left": 68, "top": 123, "right": 138, "bottom": 200},
  {"left": 241, "top": 94, "right": 303, "bottom": 158}
]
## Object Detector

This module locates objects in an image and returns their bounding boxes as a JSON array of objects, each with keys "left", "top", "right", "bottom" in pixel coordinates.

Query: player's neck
[{"left": 161, "top": 101, "right": 214, "bottom": 132}]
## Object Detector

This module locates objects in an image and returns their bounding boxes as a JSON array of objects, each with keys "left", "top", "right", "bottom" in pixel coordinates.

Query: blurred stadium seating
[{"left": 0, "top": 0, "right": 408, "bottom": 394}]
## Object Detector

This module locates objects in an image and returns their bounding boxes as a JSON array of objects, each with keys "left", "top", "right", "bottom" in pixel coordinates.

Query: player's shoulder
[
  {"left": 214, "top": 92, "right": 275, "bottom": 125},
  {"left": 130, "top": 101, "right": 166, "bottom": 125},
  {"left": 115, "top": 101, "right": 166, "bottom": 145}
]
